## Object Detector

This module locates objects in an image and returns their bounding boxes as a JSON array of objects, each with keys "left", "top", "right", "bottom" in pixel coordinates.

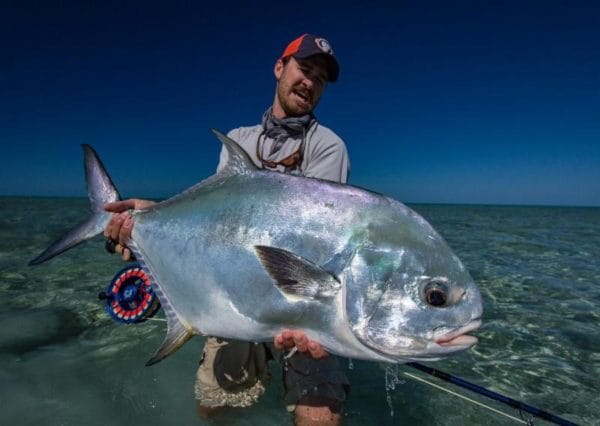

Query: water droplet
[{"left": 384, "top": 365, "right": 405, "bottom": 417}]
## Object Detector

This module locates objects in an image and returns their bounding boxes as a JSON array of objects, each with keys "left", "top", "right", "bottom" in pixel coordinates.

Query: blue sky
[{"left": 2, "top": 1, "right": 599, "bottom": 206}]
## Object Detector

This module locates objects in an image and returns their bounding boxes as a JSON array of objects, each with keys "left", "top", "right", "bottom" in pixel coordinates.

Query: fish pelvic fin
[
  {"left": 255, "top": 245, "right": 341, "bottom": 300},
  {"left": 29, "top": 145, "right": 120, "bottom": 265},
  {"left": 211, "top": 129, "right": 258, "bottom": 176}
]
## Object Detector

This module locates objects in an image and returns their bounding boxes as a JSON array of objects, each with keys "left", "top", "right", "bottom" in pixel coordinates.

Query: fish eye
[{"left": 423, "top": 280, "right": 449, "bottom": 307}]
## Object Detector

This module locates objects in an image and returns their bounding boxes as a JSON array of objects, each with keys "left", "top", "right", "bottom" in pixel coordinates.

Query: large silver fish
[{"left": 30, "top": 130, "right": 482, "bottom": 365}]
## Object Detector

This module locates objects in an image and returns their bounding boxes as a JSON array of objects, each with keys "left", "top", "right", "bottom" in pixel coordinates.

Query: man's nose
[{"left": 302, "top": 78, "right": 314, "bottom": 90}]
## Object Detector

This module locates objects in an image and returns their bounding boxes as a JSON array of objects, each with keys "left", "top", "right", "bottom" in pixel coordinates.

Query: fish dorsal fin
[
  {"left": 143, "top": 129, "right": 256, "bottom": 213},
  {"left": 211, "top": 128, "right": 258, "bottom": 176},
  {"left": 255, "top": 245, "right": 341, "bottom": 300}
]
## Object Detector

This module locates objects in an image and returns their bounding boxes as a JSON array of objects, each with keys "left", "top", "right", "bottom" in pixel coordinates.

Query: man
[{"left": 104, "top": 34, "right": 350, "bottom": 425}]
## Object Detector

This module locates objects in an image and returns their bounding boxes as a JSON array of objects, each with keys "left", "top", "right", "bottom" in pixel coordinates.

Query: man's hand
[
  {"left": 274, "top": 329, "right": 329, "bottom": 359},
  {"left": 104, "top": 199, "right": 156, "bottom": 261}
]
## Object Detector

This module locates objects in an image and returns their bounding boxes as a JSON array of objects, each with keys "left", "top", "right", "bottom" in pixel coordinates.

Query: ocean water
[{"left": 1, "top": 197, "right": 598, "bottom": 425}]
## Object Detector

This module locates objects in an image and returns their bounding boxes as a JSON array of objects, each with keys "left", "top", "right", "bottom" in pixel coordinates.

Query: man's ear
[{"left": 274, "top": 59, "right": 284, "bottom": 80}]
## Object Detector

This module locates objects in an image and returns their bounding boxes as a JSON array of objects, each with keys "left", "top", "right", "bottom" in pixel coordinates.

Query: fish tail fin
[{"left": 29, "top": 144, "right": 120, "bottom": 265}]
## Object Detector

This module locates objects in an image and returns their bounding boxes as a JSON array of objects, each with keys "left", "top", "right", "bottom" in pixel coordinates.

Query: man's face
[{"left": 273, "top": 56, "right": 329, "bottom": 117}]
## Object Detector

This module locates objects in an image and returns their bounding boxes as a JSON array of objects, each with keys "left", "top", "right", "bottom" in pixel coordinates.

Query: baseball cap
[{"left": 280, "top": 34, "right": 340, "bottom": 82}]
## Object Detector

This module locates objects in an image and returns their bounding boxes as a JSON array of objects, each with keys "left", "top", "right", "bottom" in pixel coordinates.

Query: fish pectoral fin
[
  {"left": 255, "top": 245, "right": 341, "bottom": 300},
  {"left": 145, "top": 312, "right": 194, "bottom": 366}
]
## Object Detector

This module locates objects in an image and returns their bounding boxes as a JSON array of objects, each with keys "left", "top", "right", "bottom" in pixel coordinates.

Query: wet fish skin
[{"left": 30, "top": 130, "right": 482, "bottom": 365}]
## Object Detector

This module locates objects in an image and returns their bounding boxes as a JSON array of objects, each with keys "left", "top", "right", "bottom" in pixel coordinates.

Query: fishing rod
[{"left": 406, "top": 362, "right": 578, "bottom": 426}]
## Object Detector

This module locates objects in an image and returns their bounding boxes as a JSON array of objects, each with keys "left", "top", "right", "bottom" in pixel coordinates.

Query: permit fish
[{"left": 30, "top": 130, "right": 482, "bottom": 365}]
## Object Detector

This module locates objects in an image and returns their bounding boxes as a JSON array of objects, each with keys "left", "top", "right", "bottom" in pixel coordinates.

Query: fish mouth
[{"left": 434, "top": 318, "right": 481, "bottom": 348}]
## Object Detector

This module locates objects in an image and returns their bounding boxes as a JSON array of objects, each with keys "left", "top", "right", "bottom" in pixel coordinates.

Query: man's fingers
[
  {"left": 111, "top": 243, "right": 134, "bottom": 261},
  {"left": 274, "top": 330, "right": 296, "bottom": 350},
  {"left": 308, "top": 341, "right": 328, "bottom": 359},
  {"left": 108, "top": 214, "right": 119, "bottom": 241},
  {"left": 107, "top": 213, "right": 124, "bottom": 241},
  {"left": 133, "top": 199, "right": 157, "bottom": 210},
  {"left": 104, "top": 199, "right": 137, "bottom": 213},
  {"left": 274, "top": 334, "right": 284, "bottom": 350},
  {"left": 122, "top": 247, "right": 132, "bottom": 261},
  {"left": 274, "top": 329, "right": 329, "bottom": 359},
  {"left": 104, "top": 198, "right": 156, "bottom": 213},
  {"left": 284, "top": 330, "right": 300, "bottom": 350},
  {"left": 119, "top": 214, "right": 133, "bottom": 245},
  {"left": 103, "top": 198, "right": 145, "bottom": 262},
  {"left": 292, "top": 331, "right": 309, "bottom": 352},
  {"left": 103, "top": 212, "right": 132, "bottom": 242},
  {"left": 103, "top": 199, "right": 154, "bottom": 249}
]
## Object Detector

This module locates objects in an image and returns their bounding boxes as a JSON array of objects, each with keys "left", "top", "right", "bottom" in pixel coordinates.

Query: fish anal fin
[
  {"left": 255, "top": 245, "right": 341, "bottom": 300},
  {"left": 139, "top": 258, "right": 195, "bottom": 366},
  {"left": 146, "top": 315, "right": 194, "bottom": 366}
]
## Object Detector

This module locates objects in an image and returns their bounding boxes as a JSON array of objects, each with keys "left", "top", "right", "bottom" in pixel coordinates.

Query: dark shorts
[{"left": 194, "top": 337, "right": 349, "bottom": 411}]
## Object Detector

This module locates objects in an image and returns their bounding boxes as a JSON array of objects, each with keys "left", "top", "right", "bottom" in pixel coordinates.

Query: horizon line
[{"left": 2, "top": 194, "right": 598, "bottom": 209}]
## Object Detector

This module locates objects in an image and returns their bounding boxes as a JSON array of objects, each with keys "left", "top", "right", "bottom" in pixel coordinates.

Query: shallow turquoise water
[{"left": 1, "top": 197, "right": 598, "bottom": 425}]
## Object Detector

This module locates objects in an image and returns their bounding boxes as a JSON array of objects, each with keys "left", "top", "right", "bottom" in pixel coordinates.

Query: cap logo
[{"left": 315, "top": 38, "right": 333, "bottom": 55}]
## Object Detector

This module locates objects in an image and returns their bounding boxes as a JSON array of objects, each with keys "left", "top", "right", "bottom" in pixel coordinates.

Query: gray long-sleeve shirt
[{"left": 217, "top": 121, "right": 350, "bottom": 184}]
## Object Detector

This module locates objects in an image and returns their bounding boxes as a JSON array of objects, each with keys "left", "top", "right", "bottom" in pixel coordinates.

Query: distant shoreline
[{"left": 1, "top": 194, "right": 598, "bottom": 209}]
